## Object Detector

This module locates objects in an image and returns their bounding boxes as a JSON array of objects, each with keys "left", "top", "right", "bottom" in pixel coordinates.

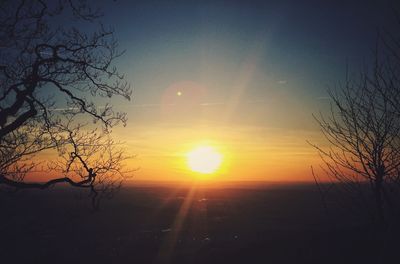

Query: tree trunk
[{"left": 375, "top": 176, "right": 384, "bottom": 225}]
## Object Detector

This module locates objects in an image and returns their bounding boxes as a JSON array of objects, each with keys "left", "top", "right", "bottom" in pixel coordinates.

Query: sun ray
[{"left": 155, "top": 184, "right": 197, "bottom": 263}]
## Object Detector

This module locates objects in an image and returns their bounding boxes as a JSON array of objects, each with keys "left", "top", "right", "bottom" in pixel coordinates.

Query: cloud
[
  {"left": 48, "top": 105, "right": 108, "bottom": 112},
  {"left": 130, "top": 100, "right": 266, "bottom": 108},
  {"left": 199, "top": 102, "right": 226, "bottom": 106},
  {"left": 277, "top": 80, "right": 287, "bottom": 84},
  {"left": 49, "top": 107, "right": 80, "bottom": 112}
]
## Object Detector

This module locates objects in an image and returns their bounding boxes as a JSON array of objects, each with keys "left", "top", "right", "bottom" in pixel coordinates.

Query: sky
[{"left": 59, "top": 0, "right": 400, "bottom": 182}]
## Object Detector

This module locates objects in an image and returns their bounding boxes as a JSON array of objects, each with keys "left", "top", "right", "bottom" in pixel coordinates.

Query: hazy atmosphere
[
  {"left": 73, "top": 0, "right": 399, "bottom": 182},
  {"left": 2, "top": 1, "right": 400, "bottom": 263}
]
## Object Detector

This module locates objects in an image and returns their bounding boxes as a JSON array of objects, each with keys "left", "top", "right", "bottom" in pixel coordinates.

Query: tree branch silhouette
[
  {"left": 310, "top": 46, "right": 400, "bottom": 224},
  {"left": 0, "top": 0, "right": 132, "bottom": 208}
]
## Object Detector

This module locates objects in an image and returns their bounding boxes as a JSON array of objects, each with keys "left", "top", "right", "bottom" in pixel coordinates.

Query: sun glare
[{"left": 187, "top": 146, "right": 222, "bottom": 174}]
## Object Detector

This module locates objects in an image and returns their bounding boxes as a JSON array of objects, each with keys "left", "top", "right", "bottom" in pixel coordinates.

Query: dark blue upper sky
[{"left": 88, "top": 0, "right": 400, "bottom": 129}]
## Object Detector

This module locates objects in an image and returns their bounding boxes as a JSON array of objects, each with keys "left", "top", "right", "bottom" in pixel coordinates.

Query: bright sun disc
[{"left": 187, "top": 146, "right": 222, "bottom": 174}]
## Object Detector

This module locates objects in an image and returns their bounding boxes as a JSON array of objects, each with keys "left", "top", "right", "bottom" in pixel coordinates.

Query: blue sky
[
  {"left": 68, "top": 0, "right": 400, "bottom": 181},
  {"left": 99, "top": 0, "right": 399, "bottom": 123}
]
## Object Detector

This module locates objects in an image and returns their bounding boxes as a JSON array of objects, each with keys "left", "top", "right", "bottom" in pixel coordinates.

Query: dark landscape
[
  {"left": 1, "top": 183, "right": 398, "bottom": 264},
  {"left": 2, "top": 1, "right": 400, "bottom": 263}
]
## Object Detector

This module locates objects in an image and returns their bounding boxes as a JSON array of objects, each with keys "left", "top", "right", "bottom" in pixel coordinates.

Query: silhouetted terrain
[{"left": 0, "top": 182, "right": 398, "bottom": 264}]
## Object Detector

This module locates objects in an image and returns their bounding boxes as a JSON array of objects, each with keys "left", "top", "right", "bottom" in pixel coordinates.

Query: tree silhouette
[
  {"left": 311, "top": 47, "right": 400, "bottom": 223},
  {"left": 0, "top": 0, "right": 132, "bottom": 208}
]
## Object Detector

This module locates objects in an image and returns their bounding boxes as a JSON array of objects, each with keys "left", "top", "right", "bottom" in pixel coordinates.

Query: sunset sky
[{"left": 61, "top": 0, "right": 399, "bottom": 182}]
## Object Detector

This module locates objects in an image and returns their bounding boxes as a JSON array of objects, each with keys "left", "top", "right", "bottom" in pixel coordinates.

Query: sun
[{"left": 187, "top": 146, "right": 222, "bottom": 174}]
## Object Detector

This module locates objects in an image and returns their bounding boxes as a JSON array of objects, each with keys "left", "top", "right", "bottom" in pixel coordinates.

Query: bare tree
[
  {"left": 0, "top": 0, "right": 132, "bottom": 207},
  {"left": 310, "top": 59, "right": 400, "bottom": 223}
]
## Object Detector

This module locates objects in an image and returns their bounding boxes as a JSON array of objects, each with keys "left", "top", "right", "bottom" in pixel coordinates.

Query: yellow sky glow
[{"left": 113, "top": 123, "right": 323, "bottom": 183}]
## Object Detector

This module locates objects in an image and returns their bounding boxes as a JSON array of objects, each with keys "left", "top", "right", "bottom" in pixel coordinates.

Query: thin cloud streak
[{"left": 130, "top": 100, "right": 267, "bottom": 108}]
